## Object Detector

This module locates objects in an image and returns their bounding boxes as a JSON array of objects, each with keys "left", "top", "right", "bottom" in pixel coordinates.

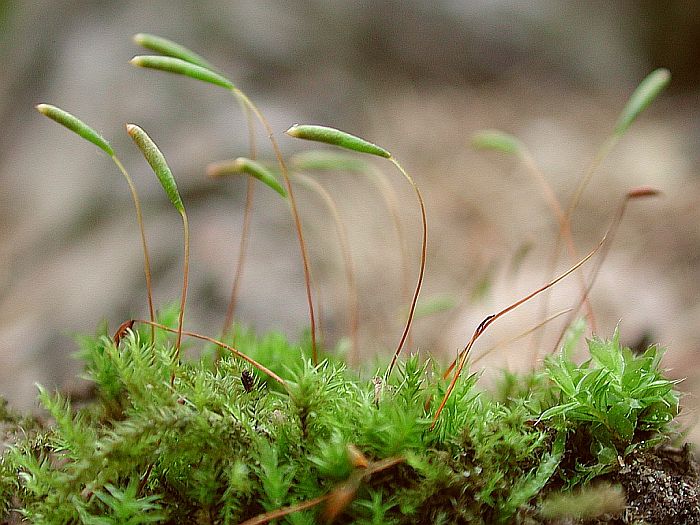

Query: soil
[{"left": 569, "top": 445, "right": 700, "bottom": 525}]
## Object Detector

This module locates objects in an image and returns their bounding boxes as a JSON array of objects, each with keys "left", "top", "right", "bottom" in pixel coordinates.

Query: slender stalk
[
  {"left": 134, "top": 319, "right": 288, "bottom": 389},
  {"left": 111, "top": 155, "right": 155, "bottom": 343},
  {"left": 365, "top": 165, "right": 412, "bottom": 345},
  {"left": 293, "top": 172, "right": 359, "bottom": 363},
  {"left": 222, "top": 177, "right": 254, "bottom": 337},
  {"left": 174, "top": 210, "right": 190, "bottom": 374},
  {"left": 126, "top": 123, "right": 188, "bottom": 381},
  {"left": 384, "top": 157, "right": 427, "bottom": 381},
  {"left": 285, "top": 126, "right": 425, "bottom": 376},
  {"left": 535, "top": 137, "right": 619, "bottom": 337},
  {"left": 290, "top": 152, "right": 410, "bottom": 352},
  {"left": 550, "top": 187, "right": 660, "bottom": 352},
  {"left": 222, "top": 101, "right": 257, "bottom": 338},
  {"left": 517, "top": 147, "right": 597, "bottom": 350},
  {"left": 431, "top": 240, "right": 602, "bottom": 430},
  {"left": 518, "top": 149, "right": 566, "bottom": 223},
  {"left": 234, "top": 90, "right": 318, "bottom": 363},
  {"left": 468, "top": 308, "right": 572, "bottom": 369},
  {"left": 542, "top": 135, "right": 618, "bottom": 328},
  {"left": 238, "top": 495, "right": 331, "bottom": 525},
  {"left": 314, "top": 282, "right": 326, "bottom": 349},
  {"left": 567, "top": 135, "right": 619, "bottom": 220},
  {"left": 130, "top": 53, "right": 318, "bottom": 361},
  {"left": 35, "top": 104, "right": 156, "bottom": 342},
  {"left": 471, "top": 129, "right": 597, "bottom": 348},
  {"left": 533, "top": 69, "right": 670, "bottom": 348}
]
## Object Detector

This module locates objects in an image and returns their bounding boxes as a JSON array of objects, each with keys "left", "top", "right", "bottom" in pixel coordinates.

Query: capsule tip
[{"left": 627, "top": 186, "right": 662, "bottom": 199}]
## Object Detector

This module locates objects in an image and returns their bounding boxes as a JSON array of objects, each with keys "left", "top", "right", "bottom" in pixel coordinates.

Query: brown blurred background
[{"left": 0, "top": 1, "right": 698, "bottom": 430}]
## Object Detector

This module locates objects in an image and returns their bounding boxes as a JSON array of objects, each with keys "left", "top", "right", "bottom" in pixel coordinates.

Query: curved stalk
[
  {"left": 222, "top": 177, "right": 254, "bottom": 337},
  {"left": 547, "top": 135, "right": 619, "bottom": 328},
  {"left": 290, "top": 152, "right": 411, "bottom": 351},
  {"left": 222, "top": 101, "right": 257, "bottom": 338},
  {"left": 383, "top": 157, "right": 427, "bottom": 381},
  {"left": 235, "top": 90, "right": 318, "bottom": 363},
  {"left": 35, "top": 104, "right": 156, "bottom": 343},
  {"left": 550, "top": 187, "right": 660, "bottom": 352},
  {"left": 126, "top": 123, "right": 188, "bottom": 383},
  {"left": 533, "top": 69, "right": 670, "bottom": 349},
  {"left": 134, "top": 319, "right": 287, "bottom": 389},
  {"left": 566, "top": 135, "right": 619, "bottom": 220},
  {"left": 458, "top": 308, "right": 572, "bottom": 371},
  {"left": 175, "top": 210, "right": 190, "bottom": 371},
  {"left": 431, "top": 241, "right": 602, "bottom": 430},
  {"left": 285, "top": 125, "right": 425, "bottom": 376},
  {"left": 516, "top": 147, "right": 597, "bottom": 350},
  {"left": 293, "top": 172, "right": 359, "bottom": 363},
  {"left": 365, "top": 165, "right": 412, "bottom": 344},
  {"left": 131, "top": 51, "right": 318, "bottom": 361},
  {"left": 536, "top": 137, "right": 619, "bottom": 341},
  {"left": 472, "top": 130, "right": 596, "bottom": 348},
  {"left": 111, "top": 155, "right": 156, "bottom": 343}
]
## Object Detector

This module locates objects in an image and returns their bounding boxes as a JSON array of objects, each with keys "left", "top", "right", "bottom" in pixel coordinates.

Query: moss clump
[
  {"left": 0, "top": 313, "right": 680, "bottom": 524},
  {"left": 18, "top": 34, "right": 684, "bottom": 525}
]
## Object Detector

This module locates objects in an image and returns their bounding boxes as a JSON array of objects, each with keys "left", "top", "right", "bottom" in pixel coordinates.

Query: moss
[
  {"left": 0, "top": 316, "right": 682, "bottom": 524},
  {"left": 17, "top": 35, "right": 685, "bottom": 524}
]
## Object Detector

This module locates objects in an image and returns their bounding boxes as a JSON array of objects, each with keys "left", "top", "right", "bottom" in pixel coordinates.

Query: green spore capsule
[
  {"left": 471, "top": 130, "right": 523, "bottom": 155},
  {"left": 286, "top": 124, "right": 391, "bottom": 159},
  {"left": 290, "top": 150, "right": 369, "bottom": 172},
  {"left": 36, "top": 104, "right": 114, "bottom": 156},
  {"left": 615, "top": 68, "right": 670, "bottom": 136},
  {"left": 130, "top": 55, "right": 234, "bottom": 90},
  {"left": 126, "top": 124, "right": 184, "bottom": 213},
  {"left": 232, "top": 157, "right": 287, "bottom": 197},
  {"left": 132, "top": 33, "right": 214, "bottom": 70}
]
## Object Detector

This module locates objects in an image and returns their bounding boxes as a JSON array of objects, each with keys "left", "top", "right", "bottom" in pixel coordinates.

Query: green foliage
[
  {"left": 0, "top": 319, "right": 681, "bottom": 523},
  {"left": 78, "top": 482, "right": 166, "bottom": 524},
  {"left": 542, "top": 324, "right": 680, "bottom": 483}
]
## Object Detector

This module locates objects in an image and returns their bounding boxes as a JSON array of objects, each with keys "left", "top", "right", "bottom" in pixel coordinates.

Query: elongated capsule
[
  {"left": 130, "top": 55, "right": 234, "bottom": 90},
  {"left": 126, "top": 124, "right": 184, "bottom": 213},
  {"left": 627, "top": 186, "right": 661, "bottom": 199},
  {"left": 615, "top": 68, "right": 670, "bottom": 136},
  {"left": 232, "top": 157, "right": 287, "bottom": 197},
  {"left": 471, "top": 130, "right": 523, "bottom": 155},
  {"left": 290, "top": 150, "right": 369, "bottom": 172},
  {"left": 132, "top": 33, "right": 214, "bottom": 70},
  {"left": 36, "top": 104, "right": 114, "bottom": 156},
  {"left": 286, "top": 124, "right": 391, "bottom": 159}
]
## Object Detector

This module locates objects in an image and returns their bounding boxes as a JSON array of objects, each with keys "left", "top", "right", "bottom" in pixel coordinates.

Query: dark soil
[
  {"left": 569, "top": 445, "right": 700, "bottom": 525},
  {"left": 613, "top": 445, "right": 699, "bottom": 524}
]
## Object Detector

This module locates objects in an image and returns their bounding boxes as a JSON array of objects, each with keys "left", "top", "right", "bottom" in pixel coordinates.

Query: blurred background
[{"left": 0, "top": 1, "right": 698, "bottom": 430}]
